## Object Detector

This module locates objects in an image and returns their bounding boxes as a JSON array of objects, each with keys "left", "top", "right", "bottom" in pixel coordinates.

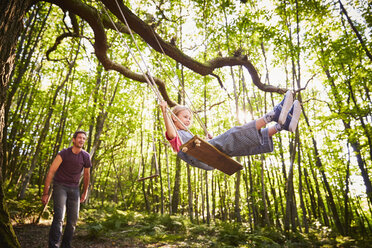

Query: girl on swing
[{"left": 160, "top": 90, "right": 301, "bottom": 171}]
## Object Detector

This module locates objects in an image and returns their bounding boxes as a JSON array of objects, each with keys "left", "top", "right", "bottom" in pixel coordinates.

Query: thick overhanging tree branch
[
  {"left": 44, "top": 0, "right": 176, "bottom": 106},
  {"left": 44, "top": 0, "right": 287, "bottom": 107}
]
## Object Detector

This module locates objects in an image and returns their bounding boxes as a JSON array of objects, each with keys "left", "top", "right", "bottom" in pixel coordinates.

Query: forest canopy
[{"left": 0, "top": 0, "right": 371, "bottom": 247}]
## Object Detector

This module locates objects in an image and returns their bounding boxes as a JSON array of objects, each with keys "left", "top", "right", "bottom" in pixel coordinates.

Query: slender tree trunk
[
  {"left": 157, "top": 128, "right": 165, "bottom": 215},
  {"left": 171, "top": 157, "right": 181, "bottom": 214},
  {"left": 304, "top": 169, "right": 316, "bottom": 219},
  {"left": 297, "top": 138, "right": 308, "bottom": 233},
  {"left": 309, "top": 165, "right": 329, "bottom": 226},
  {"left": 218, "top": 176, "right": 226, "bottom": 221},
  {"left": 164, "top": 135, "right": 172, "bottom": 214},
  {"left": 261, "top": 156, "right": 270, "bottom": 226},
  {"left": 284, "top": 139, "right": 297, "bottom": 232},
  {"left": 268, "top": 169, "right": 281, "bottom": 229},
  {"left": 140, "top": 100, "right": 150, "bottom": 212},
  {"left": 141, "top": 141, "right": 150, "bottom": 212},
  {"left": 338, "top": 0, "right": 372, "bottom": 61},
  {"left": 211, "top": 172, "right": 216, "bottom": 221},
  {"left": 90, "top": 77, "right": 119, "bottom": 159},
  {"left": 205, "top": 171, "right": 210, "bottom": 224},
  {"left": 171, "top": 41, "right": 184, "bottom": 213},
  {"left": 200, "top": 170, "right": 205, "bottom": 223},
  {"left": 112, "top": 154, "right": 125, "bottom": 204},
  {"left": 248, "top": 157, "right": 257, "bottom": 228},
  {"left": 275, "top": 168, "right": 285, "bottom": 225},
  {"left": 344, "top": 143, "right": 351, "bottom": 234},
  {"left": 186, "top": 164, "right": 193, "bottom": 221},
  {"left": 194, "top": 171, "right": 199, "bottom": 223},
  {"left": 243, "top": 159, "right": 253, "bottom": 230},
  {"left": 87, "top": 64, "right": 103, "bottom": 153}
]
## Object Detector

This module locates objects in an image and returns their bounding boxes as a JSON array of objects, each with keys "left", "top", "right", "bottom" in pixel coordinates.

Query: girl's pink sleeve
[{"left": 165, "top": 132, "right": 182, "bottom": 152}]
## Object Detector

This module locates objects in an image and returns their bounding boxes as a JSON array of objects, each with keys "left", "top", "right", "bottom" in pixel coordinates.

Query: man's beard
[{"left": 74, "top": 142, "right": 83, "bottom": 148}]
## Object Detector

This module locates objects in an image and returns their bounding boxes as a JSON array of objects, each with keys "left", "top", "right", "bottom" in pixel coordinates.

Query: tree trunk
[
  {"left": 261, "top": 156, "right": 270, "bottom": 226},
  {"left": 344, "top": 143, "right": 351, "bottom": 234},
  {"left": 297, "top": 138, "right": 308, "bottom": 233},
  {"left": 303, "top": 167, "right": 317, "bottom": 220},
  {"left": 248, "top": 157, "right": 257, "bottom": 228},
  {"left": 186, "top": 160, "right": 193, "bottom": 221},
  {"left": 205, "top": 171, "right": 210, "bottom": 224},
  {"left": 309, "top": 165, "right": 330, "bottom": 226},
  {"left": 87, "top": 64, "right": 103, "bottom": 153},
  {"left": 0, "top": 0, "right": 34, "bottom": 247},
  {"left": 164, "top": 137, "right": 172, "bottom": 214},
  {"left": 243, "top": 159, "right": 253, "bottom": 230},
  {"left": 157, "top": 131, "right": 165, "bottom": 215},
  {"left": 140, "top": 102, "right": 150, "bottom": 212},
  {"left": 211, "top": 172, "right": 216, "bottom": 221},
  {"left": 200, "top": 170, "right": 205, "bottom": 223},
  {"left": 268, "top": 169, "right": 281, "bottom": 229},
  {"left": 171, "top": 157, "right": 181, "bottom": 214},
  {"left": 194, "top": 171, "right": 199, "bottom": 223},
  {"left": 284, "top": 139, "right": 297, "bottom": 232}
]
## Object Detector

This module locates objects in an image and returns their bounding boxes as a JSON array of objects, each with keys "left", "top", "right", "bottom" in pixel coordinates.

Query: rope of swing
[
  {"left": 146, "top": 28, "right": 210, "bottom": 137},
  {"left": 101, "top": 1, "right": 195, "bottom": 143}
]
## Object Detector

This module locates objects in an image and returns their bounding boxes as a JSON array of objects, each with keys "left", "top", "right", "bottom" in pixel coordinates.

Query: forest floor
[
  {"left": 12, "top": 211, "right": 371, "bottom": 248},
  {"left": 13, "top": 220, "right": 178, "bottom": 248}
]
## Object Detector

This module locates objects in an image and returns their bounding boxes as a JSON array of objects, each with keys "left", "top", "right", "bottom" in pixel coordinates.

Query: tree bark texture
[{"left": 0, "top": 1, "right": 34, "bottom": 247}]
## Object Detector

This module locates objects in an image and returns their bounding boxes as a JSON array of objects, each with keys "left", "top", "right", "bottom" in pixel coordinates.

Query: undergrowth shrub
[
  {"left": 7, "top": 188, "right": 47, "bottom": 223},
  {"left": 216, "top": 222, "right": 248, "bottom": 246}
]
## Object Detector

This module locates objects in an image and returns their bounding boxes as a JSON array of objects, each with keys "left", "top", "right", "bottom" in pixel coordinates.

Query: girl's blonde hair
[{"left": 172, "top": 105, "right": 192, "bottom": 118}]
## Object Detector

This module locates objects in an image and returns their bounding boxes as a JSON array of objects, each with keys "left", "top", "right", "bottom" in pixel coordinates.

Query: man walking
[{"left": 42, "top": 130, "right": 91, "bottom": 248}]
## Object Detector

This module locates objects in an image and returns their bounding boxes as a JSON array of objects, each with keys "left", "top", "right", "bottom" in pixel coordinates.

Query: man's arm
[
  {"left": 80, "top": 167, "right": 90, "bottom": 203},
  {"left": 41, "top": 154, "right": 62, "bottom": 205}
]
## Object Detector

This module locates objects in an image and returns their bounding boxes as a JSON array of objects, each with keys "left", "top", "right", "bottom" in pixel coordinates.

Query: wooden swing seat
[{"left": 180, "top": 136, "right": 243, "bottom": 175}]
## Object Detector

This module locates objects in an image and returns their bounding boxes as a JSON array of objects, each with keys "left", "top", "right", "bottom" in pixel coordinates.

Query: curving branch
[
  {"left": 44, "top": 0, "right": 286, "bottom": 109},
  {"left": 46, "top": 32, "right": 80, "bottom": 61}
]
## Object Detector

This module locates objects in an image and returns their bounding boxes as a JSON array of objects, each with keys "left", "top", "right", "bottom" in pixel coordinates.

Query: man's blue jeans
[{"left": 49, "top": 183, "right": 80, "bottom": 248}]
